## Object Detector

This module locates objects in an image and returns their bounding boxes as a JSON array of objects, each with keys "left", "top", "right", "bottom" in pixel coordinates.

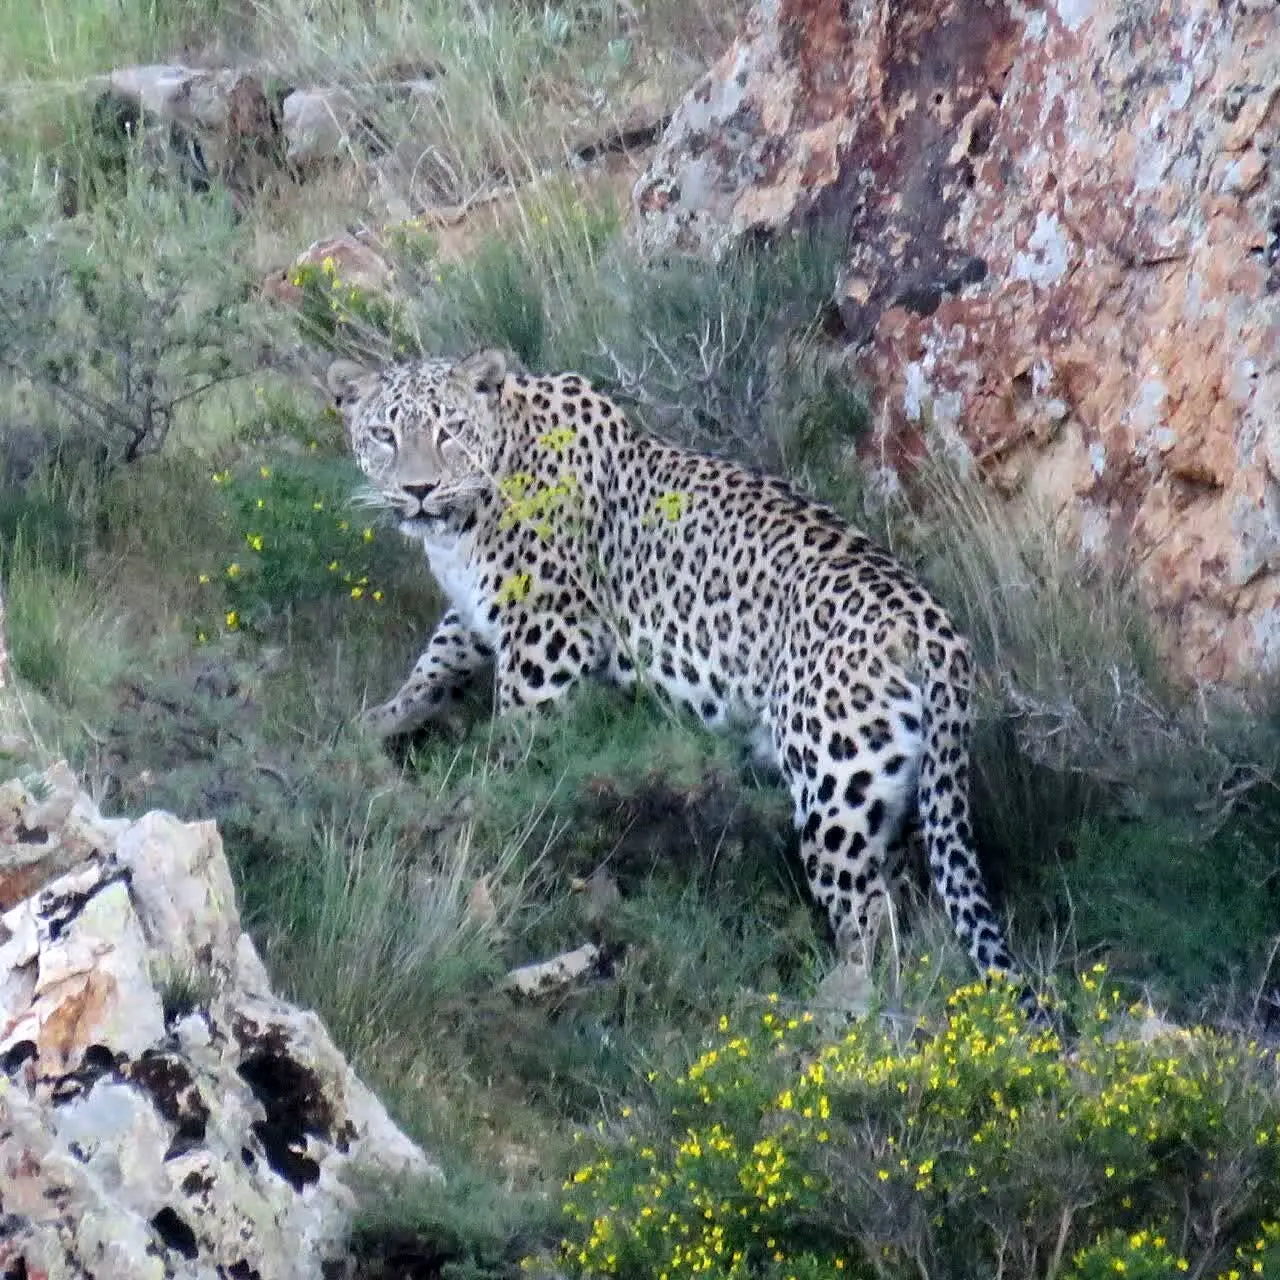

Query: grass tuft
[{"left": 4, "top": 536, "right": 127, "bottom": 715}]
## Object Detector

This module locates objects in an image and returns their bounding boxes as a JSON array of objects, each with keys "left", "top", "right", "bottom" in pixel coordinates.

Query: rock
[
  {"left": 0, "top": 763, "right": 440, "bottom": 1280},
  {"left": 632, "top": 0, "right": 1280, "bottom": 684},
  {"left": 92, "top": 66, "right": 283, "bottom": 201},
  {"left": 280, "top": 87, "right": 364, "bottom": 166},
  {"left": 261, "top": 232, "right": 396, "bottom": 309},
  {"left": 811, "top": 958, "right": 874, "bottom": 1019},
  {"left": 505, "top": 943, "right": 604, "bottom": 996},
  {"left": 280, "top": 75, "right": 450, "bottom": 168},
  {"left": 0, "top": 762, "right": 125, "bottom": 912},
  {"left": 564, "top": 77, "right": 678, "bottom": 164}
]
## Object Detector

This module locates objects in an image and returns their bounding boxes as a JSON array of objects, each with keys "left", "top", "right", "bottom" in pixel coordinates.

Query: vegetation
[
  {"left": 553, "top": 973, "right": 1280, "bottom": 1279},
  {"left": 1, "top": 2, "right": 1279, "bottom": 1277}
]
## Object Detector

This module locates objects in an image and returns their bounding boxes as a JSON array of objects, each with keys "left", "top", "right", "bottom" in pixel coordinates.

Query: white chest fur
[{"left": 415, "top": 524, "right": 499, "bottom": 647}]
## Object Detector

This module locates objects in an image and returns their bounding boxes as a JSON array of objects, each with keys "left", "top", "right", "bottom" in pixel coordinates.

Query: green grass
[
  {"left": 350, "top": 1168, "right": 563, "bottom": 1280},
  {"left": 250, "top": 799, "right": 529, "bottom": 1055},
  {"left": 1048, "top": 816, "right": 1280, "bottom": 1009},
  {"left": 0, "top": 0, "right": 727, "bottom": 243},
  {"left": 4, "top": 537, "right": 127, "bottom": 719},
  {"left": 0, "top": 0, "right": 225, "bottom": 81}
]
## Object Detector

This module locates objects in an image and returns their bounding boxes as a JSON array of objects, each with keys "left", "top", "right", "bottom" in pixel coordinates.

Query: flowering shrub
[
  {"left": 194, "top": 458, "right": 397, "bottom": 639},
  {"left": 1065, "top": 1229, "right": 1188, "bottom": 1279},
  {"left": 552, "top": 972, "right": 1280, "bottom": 1279},
  {"left": 288, "top": 255, "right": 421, "bottom": 359}
]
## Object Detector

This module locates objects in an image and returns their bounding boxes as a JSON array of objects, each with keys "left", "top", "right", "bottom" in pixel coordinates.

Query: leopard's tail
[{"left": 917, "top": 633, "right": 1021, "bottom": 984}]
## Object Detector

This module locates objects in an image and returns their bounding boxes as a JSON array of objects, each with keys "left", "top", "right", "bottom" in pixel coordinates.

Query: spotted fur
[{"left": 328, "top": 349, "right": 1020, "bottom": 981}]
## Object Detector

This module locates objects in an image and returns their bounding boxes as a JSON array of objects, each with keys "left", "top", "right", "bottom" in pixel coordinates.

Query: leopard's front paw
[{"left": 358, "top": 699, "right": 408, "bottom": 740}]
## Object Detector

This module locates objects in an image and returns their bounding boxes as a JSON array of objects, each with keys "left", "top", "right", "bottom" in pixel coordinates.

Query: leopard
[{"left": 326, "top": 347, "right": 1022, "bottom": 986}]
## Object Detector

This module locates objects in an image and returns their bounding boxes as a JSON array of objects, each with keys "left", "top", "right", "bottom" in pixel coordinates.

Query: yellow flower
[
  {"left": 197, "top": 573, "right": 210, "bottom": 585},
  {"left": 651, "top": 490, "right": 692, "bottom": 523},
  {"left": 537, "top": 425, "right": 577, "bottom": 454},
  {"left": 259, "top": 465, "right": 271, "bottom": 479},
  {"left": 496, "top": 572, "right": 533, "bottom": 605},
  {"left": 372, "top": 590, "right": 384, "bottom": 602},
  {"left": 328, "top": 560, "right": 340, "bottom": 572},
  {"left": 362, "top": 527, "right": 374, "bottom": 542},
  {"left": 226, "top": 563, "right": 241, "bottom": 579},
  {"left": 246, "top": 534, "right": 264, "bottom": 552},
  {"left": 225, "top": 610, "right": 240, "bottom": 630},
  {"left": 256, "top": 497, "right": 265, "bottom": 510},
  {"left": 351, "top": 586, "right": 364, "bottom": 599}
]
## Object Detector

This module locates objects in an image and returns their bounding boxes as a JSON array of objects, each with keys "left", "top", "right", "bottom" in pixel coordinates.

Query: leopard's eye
[{"left": 370, "top": 426, "right": 396, "bottom": 446}]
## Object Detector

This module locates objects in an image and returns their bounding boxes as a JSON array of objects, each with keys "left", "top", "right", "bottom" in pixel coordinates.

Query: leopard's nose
[{"left": 402, "top": 482, "right": 438, "bottom": 507}]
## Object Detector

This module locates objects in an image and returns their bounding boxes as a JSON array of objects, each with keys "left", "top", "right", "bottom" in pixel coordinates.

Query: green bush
[
  {"left": 0, "top": 182, "right": 256, "bottom": 465},
  {"left": 550, "top": 972, "right": 1280, "bottom": 1279},
  {"left": 440, "top": 237, "right": 548, "bottom": 368},
  {"left": 193, "top": 457, "right": 403, "bottom": 638}
]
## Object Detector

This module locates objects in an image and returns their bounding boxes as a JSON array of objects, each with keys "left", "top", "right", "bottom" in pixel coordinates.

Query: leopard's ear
[
  {"left": 326, "top": 359, "right": 372, "bottom": 405},
  {"left": 456, "top": 348, "right": 513, "bottom": 396}
]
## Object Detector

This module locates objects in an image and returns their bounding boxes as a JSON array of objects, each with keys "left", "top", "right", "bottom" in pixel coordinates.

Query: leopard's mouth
[{"left": 397, "top": 482, "right": 440, "bottom": 519}]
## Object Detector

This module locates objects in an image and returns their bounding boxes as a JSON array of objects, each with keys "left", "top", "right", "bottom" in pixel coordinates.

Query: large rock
[
  {"left": 280, "top": 87, "right": 367, "bottom": 166},
  {"left": 0, "top": 764, "right": 439, "bottom": 1280},
  {"left": 95, "top": 66, "right": 283, "bottom": 200},
  {"left": 633, "top": 0, "right": 1280, "bottom": 683}
]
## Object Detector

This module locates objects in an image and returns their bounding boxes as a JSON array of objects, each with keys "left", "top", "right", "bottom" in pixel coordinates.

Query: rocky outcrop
[
  {"left": 633, "top": 0, "right": 1280, "bottom": 683},
  {"left": 88, "top": 67, "right": 284, "bottom": 203},
  {"left": 0, "top": 762, "right": 439, "bottom": 1280},
  {"left": 75, "top": 64, "right": 438, "bottom": 208}
]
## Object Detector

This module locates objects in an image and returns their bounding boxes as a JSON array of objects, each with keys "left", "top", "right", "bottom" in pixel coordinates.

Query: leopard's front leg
[
  {"left": 493, "top": 604, "right": 611, "bottom": 715},
  {"left": 362, "top": 607, "right": 494, "bottom": 738}
]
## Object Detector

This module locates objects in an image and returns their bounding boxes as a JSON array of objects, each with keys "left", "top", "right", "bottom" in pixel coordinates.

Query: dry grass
[{"left": 880, "top": 451, "right": 1278, "bottom": 831}]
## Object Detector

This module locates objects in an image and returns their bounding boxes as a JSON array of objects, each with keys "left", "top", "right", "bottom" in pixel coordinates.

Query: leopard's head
[{"left": 326, "top": 348, "right": 512, "bottom": 528}]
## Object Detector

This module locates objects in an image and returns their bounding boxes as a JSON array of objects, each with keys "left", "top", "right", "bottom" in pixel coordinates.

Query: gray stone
[{"left": 0, "top": 763, "right": 441, "bottom": 1280}]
